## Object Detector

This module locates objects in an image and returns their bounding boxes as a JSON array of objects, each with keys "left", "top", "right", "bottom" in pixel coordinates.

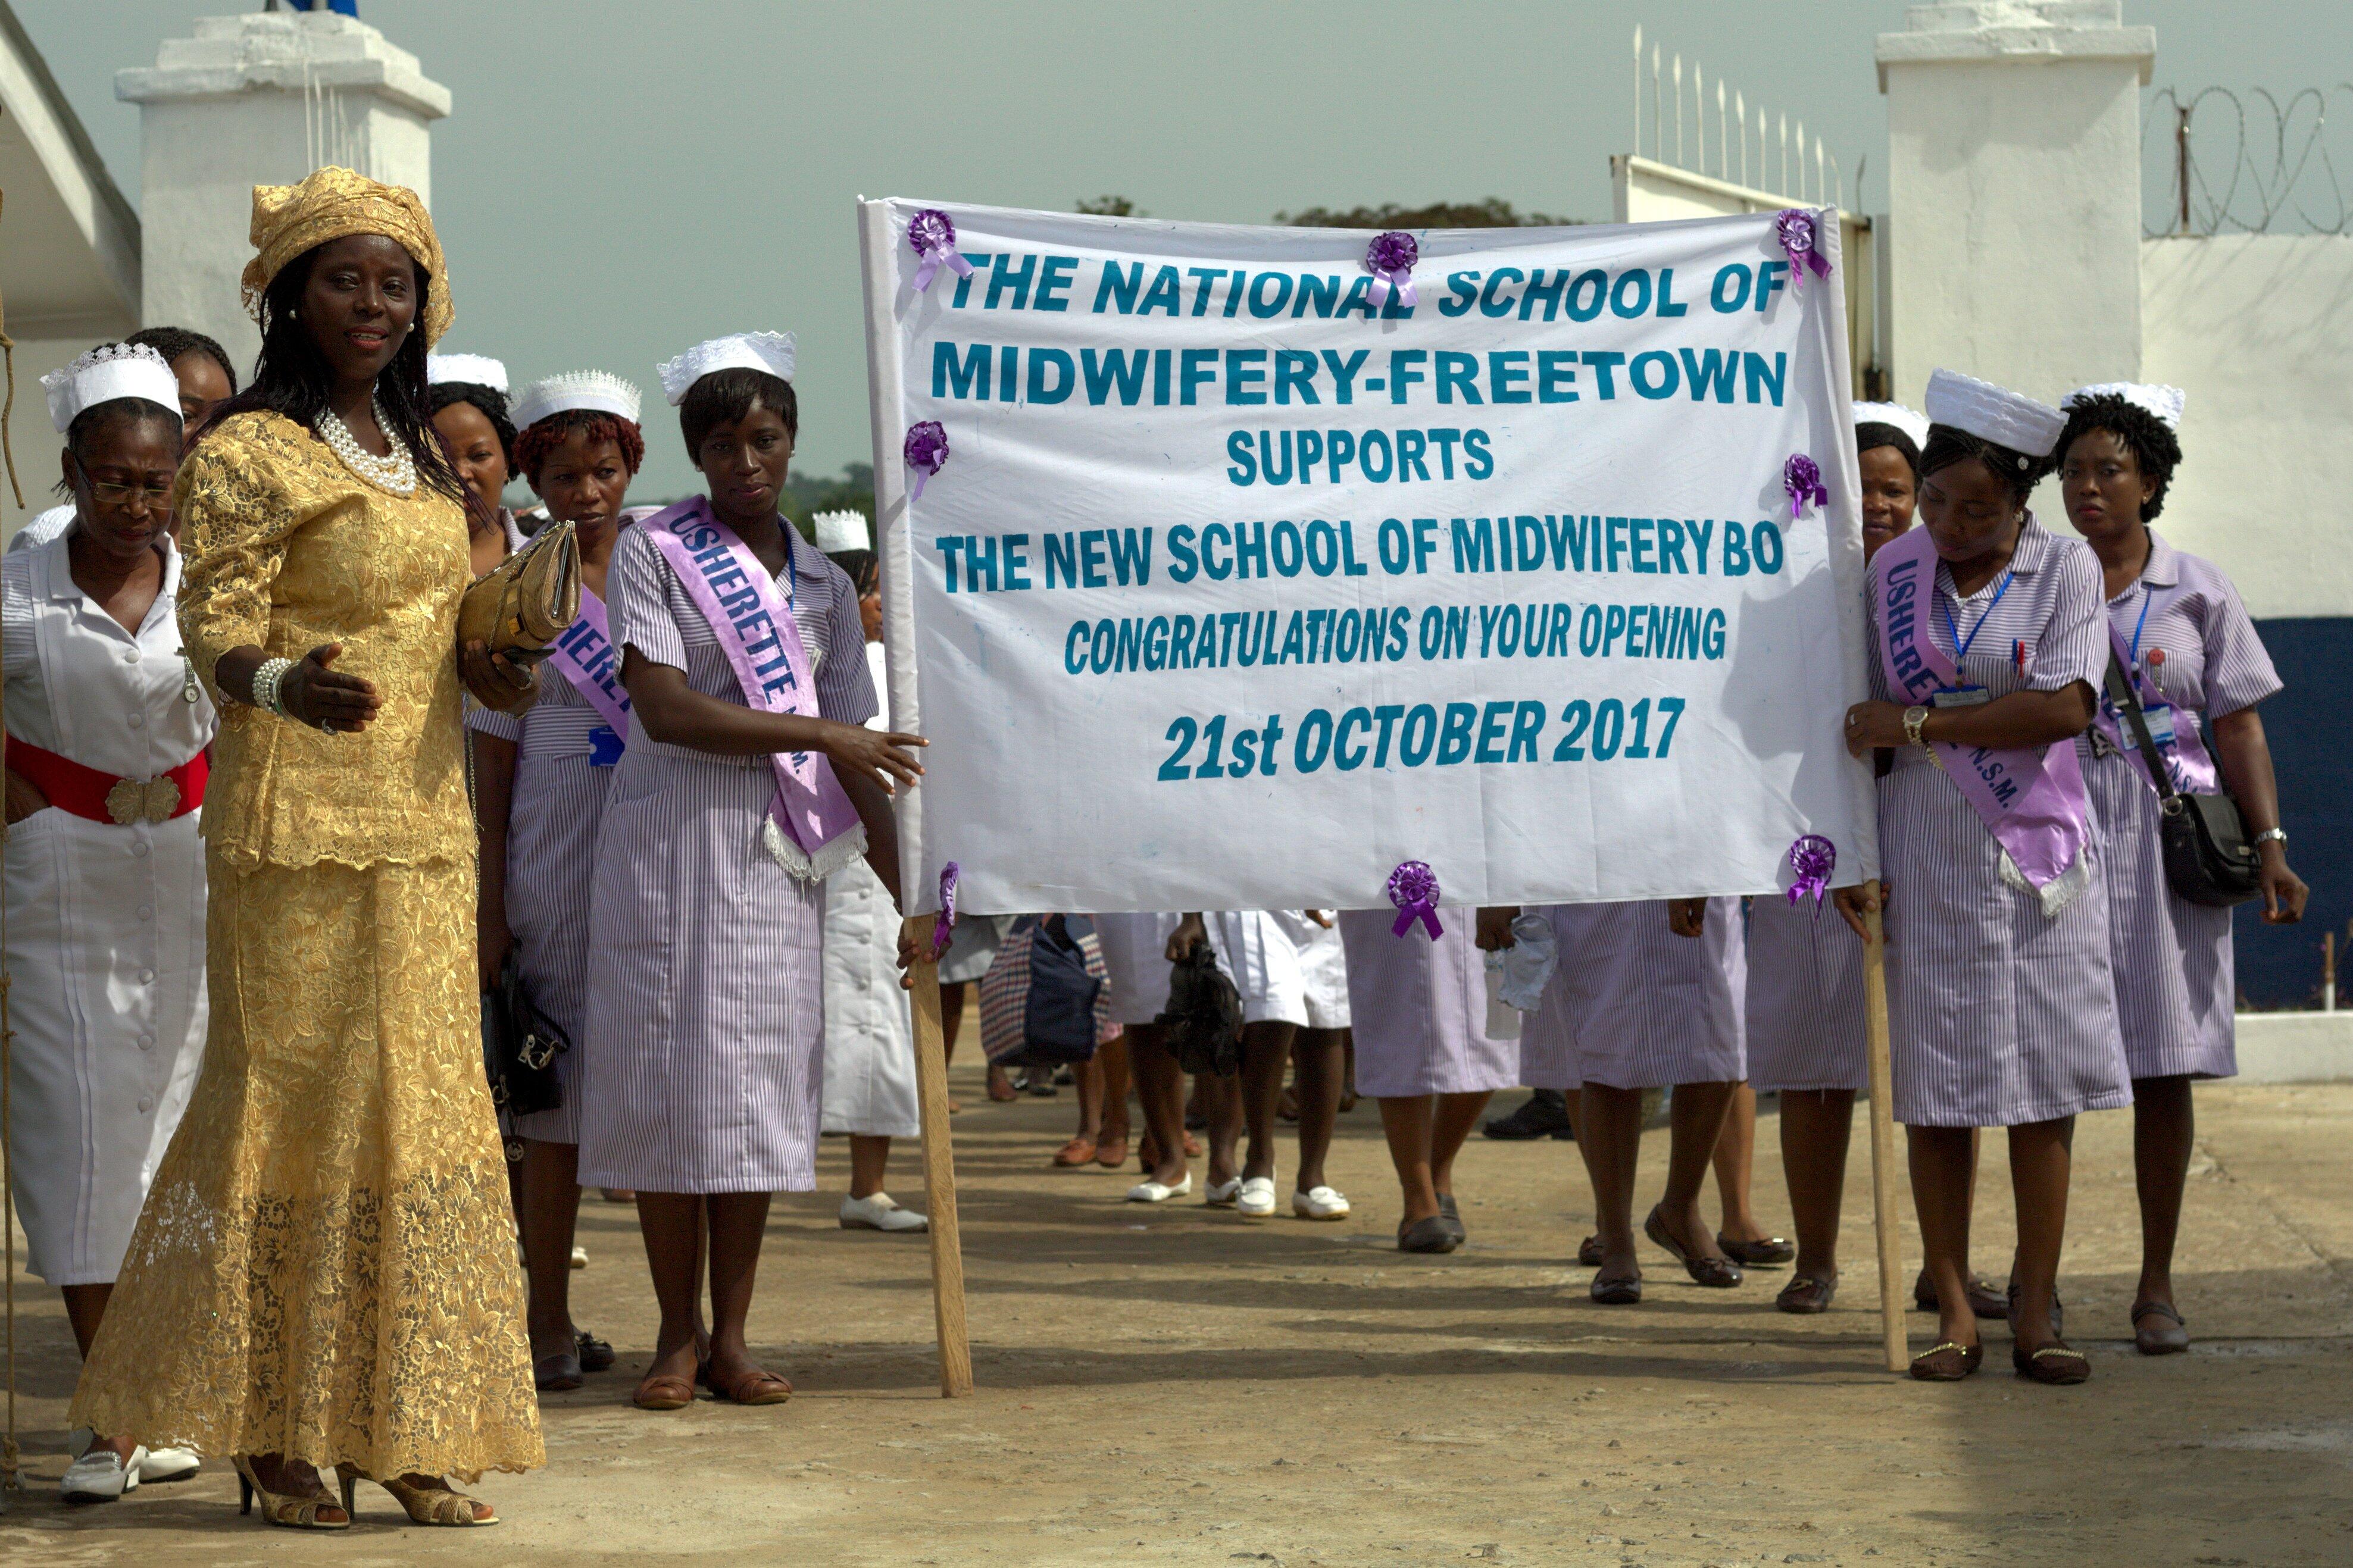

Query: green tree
[
  {"left": 1274, "top": 197, "right": 1579, "bottom": 229},
  {"left": 1076, "top": 195, "right": 1146, "bottom": 217}
]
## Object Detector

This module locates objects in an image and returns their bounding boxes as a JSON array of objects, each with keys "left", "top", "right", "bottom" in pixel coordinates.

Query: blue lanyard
[
  {"left": 2127, "top": 591, "right": 2152, "bottom": 666},
  {"left": 1939, "top": 569, "right": 2014, "bottom": 666}
]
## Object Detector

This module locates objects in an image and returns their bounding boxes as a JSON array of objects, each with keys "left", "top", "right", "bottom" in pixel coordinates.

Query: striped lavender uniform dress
[
  {"left": 579, "top": 521, "right": 873, "bottom": 1194},
  {"left": 1869, "top": 517, "right": 2129, "bottom": 1127},
  {"left": 1532, "top": 900, "right": 1745, "bottom": 1090},
  {"left": 1335, "top": 910, "right": 1518, "bottom": 1097},
  {"left": 467, "top": 639, "right": 620, "bottom": 1143},
  {"left": 1745, "top": 892, "right": 1869, "bottom": 1094},
  {"left": 2078, "top": 531, "right": 2280, "bottom": 1081}
]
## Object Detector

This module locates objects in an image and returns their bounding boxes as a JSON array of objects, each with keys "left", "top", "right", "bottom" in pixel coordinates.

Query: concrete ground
[{"left": 4, "top": 1071, "right": 2349, "bottom": 1566}]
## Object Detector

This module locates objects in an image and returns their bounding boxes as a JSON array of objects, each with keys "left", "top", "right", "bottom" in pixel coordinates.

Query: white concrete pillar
[
  {"left": 115, "top": 10, "right": 449, "bottom": 370},
  {"left": 1876, "top": 2, "right": 2154, "bottom": 408}
]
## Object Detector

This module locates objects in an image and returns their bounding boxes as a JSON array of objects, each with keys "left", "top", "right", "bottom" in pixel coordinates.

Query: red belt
[{"left": 7, "top": 739, "right": 207, "bottom": 825}]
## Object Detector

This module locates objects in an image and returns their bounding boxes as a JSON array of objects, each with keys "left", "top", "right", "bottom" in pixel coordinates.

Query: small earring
[{"left": 287, "top": 308, "right": 298, "bottom": 320}]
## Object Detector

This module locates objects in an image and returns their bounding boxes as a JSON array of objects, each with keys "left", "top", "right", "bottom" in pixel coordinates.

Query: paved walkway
[{"left": 5, "top": 1075, "right": 2349, "bottom": 1565}]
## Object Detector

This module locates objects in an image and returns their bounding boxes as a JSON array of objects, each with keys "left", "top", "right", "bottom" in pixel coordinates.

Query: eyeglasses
[{"left": 83, "top": 478, "right": 174, "bottom": 505}]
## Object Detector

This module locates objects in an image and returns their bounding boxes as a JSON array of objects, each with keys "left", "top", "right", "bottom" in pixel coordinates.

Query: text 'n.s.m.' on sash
[
  {"left": 1874, "top": 522, "right": 2090, "bottom": 915},
  {"left": 643, "top": 497, "right": 865, "bottom": 880}
]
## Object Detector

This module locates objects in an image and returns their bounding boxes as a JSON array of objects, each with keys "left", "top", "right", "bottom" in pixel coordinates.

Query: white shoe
[
  {"left": 840, "top": 1192, "right": 929, "bottom": 1231},
  {"left": 1126, "top": 1173, "right": 1193, "bottom": 1203},
  {"left": 1236, "top": 1176, "right": 1278, "bottom": 1218},
  {"left": 136, "top": 1445, "right": 200, "bottom": 1484},
  {"left": 570, "top": 1243, "right": 589, "bottom": 1269},
  {"left": 61, "top": 1442, "right": 146, "bottom": 1504},
  {"left": 1293, "top": 1185, "right": 1352, "bottom": 1220},
  {"left": 1203, "top": 1177, "right": 1243, "bottom": 1208}
]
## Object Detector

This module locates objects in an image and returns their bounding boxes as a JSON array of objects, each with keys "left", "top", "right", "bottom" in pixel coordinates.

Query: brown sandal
[
  {"left": 713, "top": 1364, "right": 795, "bottom": 1406},
  {"left": 1776, "top": 1273, "right": 1840, "bottom": 1315},
  {"left": 1908, "top": 1341, "right": 1984, "bottom": 1381},
  {"left": 1095, "top": 1133, "right": 1129, "bottom": 1168},
  {"left": 2013, "top": 1341, "right": 2090, "bottom": 1385},
  {"left": 1052, "top": 1136, "right": 1097, "bottom": 1168},
  {"left": 632, "top": 1368, "right": 698, "bottom": 1411}
]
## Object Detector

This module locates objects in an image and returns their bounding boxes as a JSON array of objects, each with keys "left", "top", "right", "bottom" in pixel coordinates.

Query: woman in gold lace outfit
[{"left": 68, "top": 167, "right": 542, "bottom": 1529}]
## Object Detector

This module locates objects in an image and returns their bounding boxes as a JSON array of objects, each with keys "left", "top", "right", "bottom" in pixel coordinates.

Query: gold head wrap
[{"left": 240, "top": 166, "right": 455, "bottom": 347}]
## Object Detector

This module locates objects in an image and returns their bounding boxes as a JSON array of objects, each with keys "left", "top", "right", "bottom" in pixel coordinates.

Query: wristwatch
[
  {"left": 1902, "top": 705, "right": 1930, "bottom": 748},
  {"left": 2254, "top": 827, "right": 2288, "bottom": 849}
]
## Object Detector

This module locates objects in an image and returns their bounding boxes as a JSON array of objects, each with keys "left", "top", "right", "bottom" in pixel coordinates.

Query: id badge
[
  {"left": 2121, "top": 703, "right": 2177, "bottom": 751},
  {"left": 587, "top": 725, "right": 624, "bottom": 768},
  {"left": 1932, "top": 686, "right": 1991, "bottom": 708}
]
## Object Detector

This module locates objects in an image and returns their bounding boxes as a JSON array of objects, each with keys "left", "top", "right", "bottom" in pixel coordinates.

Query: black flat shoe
[
  {"left": 1437, "top": 1194, "right": 1467, "bottom": 1244},
  {"left": 1718, "top": 1232, "right": 1795, "bottom": 1267},
  {"left": 533, "top": 1350, "right": 584, "bottom": 1393},
  {"left": 576, "top": 1330, "right": 616, "bottom": 1373},
  {"left": 1482, "top": 1090, "right": 1576, "bottom": 1141},
  {"left": 1577, "top": 1234, "right": 1605, "bottom": 1267},
  {"left": 1643, "top": 1204, "right": 1743, "bottom": 1287},
  {"left": 1590, "top": 1271, "right": 1642, "bottom": 1305},
  {"left": 2130, "top": 1300, "right": 2189, "bottom": 1356},
  {"left": 1775, "top": 1273, "right": 1839, "bottom": 1315},
  {"left": 1398, "top": 1215, "right": 1459, "bottom": 1254},
  {"left": 1914, "top": 1268, "right": 2009, "bottom": 1319}
]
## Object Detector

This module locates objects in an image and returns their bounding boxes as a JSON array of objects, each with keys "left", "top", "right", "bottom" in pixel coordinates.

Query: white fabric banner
[{"left": 858, "top": 199, "right": 1879, "bottom": 915}]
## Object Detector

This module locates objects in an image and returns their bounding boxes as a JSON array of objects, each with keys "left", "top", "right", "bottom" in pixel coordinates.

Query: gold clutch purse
[{"left": 458, "top": 519, "right": 580, "bottom": 711}]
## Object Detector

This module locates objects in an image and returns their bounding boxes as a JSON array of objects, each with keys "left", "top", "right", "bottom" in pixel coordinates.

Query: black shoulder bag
[
  {"left": 482, "top": 952, "right": 573, "bottom": 1123},
  {"left": 2102, "top": 653, "right": 2263, "bottom": 907}
]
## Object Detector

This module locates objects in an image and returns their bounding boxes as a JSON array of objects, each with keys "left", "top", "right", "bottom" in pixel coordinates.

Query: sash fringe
[
  {"left": 1999, "top": 846, "right": 2092, "bottom": 918},
  {"left": 763, "top": 815, "right": 869, "bottom": 883}
]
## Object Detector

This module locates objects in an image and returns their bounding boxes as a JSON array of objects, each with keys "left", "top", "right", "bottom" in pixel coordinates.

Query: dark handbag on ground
[
  {"left": 1157, "top": 941, "right": 1245, "bottom": 1078},
  {"left": 2102, "top": 653, "right": 2263, "bottom": 907},
  {"left": 979, "top": 915, "right": 1105, "bottom": 1068},
  {"left": 482, "top": 952, "right": 571, "bottom": 1121}
]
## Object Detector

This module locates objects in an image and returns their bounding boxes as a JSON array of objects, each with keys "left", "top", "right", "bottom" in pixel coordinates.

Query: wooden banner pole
[
  {"left": 1859, "top": 880, "right": 1908, "bottom": 1374},
  {"left": 906, "top": 913, "right": 973, "bottom": 1397}
]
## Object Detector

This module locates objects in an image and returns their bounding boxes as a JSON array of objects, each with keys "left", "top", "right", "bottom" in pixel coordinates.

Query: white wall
[
  {"left": 118, "top": 11, "right": 447, "bottom": 374},
  {"left": 1876, "top": 3, "right": 2154, "bottom": 408},
  {"left": 2140, "top": 234, "right": 2353, "bottom": 620}
]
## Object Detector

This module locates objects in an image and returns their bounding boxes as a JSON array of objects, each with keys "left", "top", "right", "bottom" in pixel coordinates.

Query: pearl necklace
[{"left": 318, "top": 395, "right": 418, "bottom": 496}]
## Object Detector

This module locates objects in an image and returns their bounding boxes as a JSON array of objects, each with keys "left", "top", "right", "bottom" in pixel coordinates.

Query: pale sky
[{"left": 17, "top": 0, "right": 2345, "bottom": 500}]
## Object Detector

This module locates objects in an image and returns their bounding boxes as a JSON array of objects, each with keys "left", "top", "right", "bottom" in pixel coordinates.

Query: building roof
[{"left": 0, "top": 0, "right": 140, "bottom": 339}]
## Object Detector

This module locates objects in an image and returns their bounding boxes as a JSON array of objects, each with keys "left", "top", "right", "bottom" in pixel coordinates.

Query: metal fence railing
[
  {"left": 1630, "top": 26, "right": 1844, "bottom": 210},
  {"left": 2146, "top": 85, "right": 2353, "bottom": 237}
]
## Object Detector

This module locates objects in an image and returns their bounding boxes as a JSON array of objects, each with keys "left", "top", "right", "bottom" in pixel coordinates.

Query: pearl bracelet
[{"left": 252, "top": 656, "right": 298, "bottom": 718}]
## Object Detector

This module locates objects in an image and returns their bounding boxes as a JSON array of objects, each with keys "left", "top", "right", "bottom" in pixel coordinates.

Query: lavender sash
[
  {"left": 643, "top": 498, "right": 866, "bottom": 881},
  {"left": 1875, "top": 525, "right": 2092, "bottom": 915},
  {"left": 546, "top": 587, "right": 632, "bottom": 738},
  {"left": 2091, "top": 609, "right": 2220, "bottom": 794}
]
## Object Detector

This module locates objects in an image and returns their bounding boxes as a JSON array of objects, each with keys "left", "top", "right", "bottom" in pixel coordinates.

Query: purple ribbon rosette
[
  {"left": 1774, "top": 208, "right": 1834, "bottom": 295},
  {"left": 907, "top": 208, "right": 974, "bottom": 293},
  {"left": 1386, "top": 859, "right": 1443, "bottom": 940},
  {"left": 1783, "top": 453, "right": 1829, "bottom": 519},
  {"left": 1364, "top": 230, "right": 1420, "bottom": 310},
  {"left": 1786, "top": 835, "right": 1836, "bottom": 911},
  {"left": 929, "top": 861, "right": 960, "bottom": 960},
  {"left": 904, "top": 420, "right": 949, "bottom": 500}
]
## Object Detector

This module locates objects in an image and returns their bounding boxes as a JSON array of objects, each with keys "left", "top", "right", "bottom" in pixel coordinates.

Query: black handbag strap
[{"left": 2102, "top": 650, "right": 2180, "bottom": 803}]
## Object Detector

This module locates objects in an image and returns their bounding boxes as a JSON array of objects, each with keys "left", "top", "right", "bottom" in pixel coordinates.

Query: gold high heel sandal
[
  {"left": 233, "top": 1455, "right": 351, "bottom": 1530},
  {"left": 335, "top": 1463, "right": 499, "bottom": 1526}
]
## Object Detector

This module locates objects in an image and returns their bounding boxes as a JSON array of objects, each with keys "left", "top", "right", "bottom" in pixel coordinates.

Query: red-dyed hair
[{"left": 514, "top": 408, "right": 646, "bottom": 488}]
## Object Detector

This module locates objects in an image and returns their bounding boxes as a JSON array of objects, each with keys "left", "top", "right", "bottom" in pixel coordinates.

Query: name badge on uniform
[
  {"left": 2119, "top": 702, "right": 2177, "bottom": 751},
  {"left": 1932, "top": 685, "right": 1992, "bottom": 708},
  {"left": 587, "top": 725, "right": 624, "bottom": 768}
]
